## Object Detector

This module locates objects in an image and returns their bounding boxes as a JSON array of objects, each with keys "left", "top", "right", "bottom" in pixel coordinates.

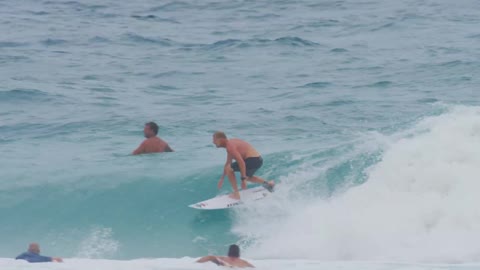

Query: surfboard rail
[{"left": 189, "top": 186, "right": 271, "bottom": 210}]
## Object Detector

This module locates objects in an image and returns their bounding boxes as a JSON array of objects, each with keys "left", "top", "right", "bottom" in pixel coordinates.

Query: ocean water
[{"left": 1, "top": 0, "right": 480, "bottom": 269}]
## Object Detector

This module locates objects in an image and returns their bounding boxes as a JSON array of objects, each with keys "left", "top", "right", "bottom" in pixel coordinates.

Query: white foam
[
  {"left": 234, "top": 106, "right": 480, "bottom": 263},
  {"left": 1, "top": 258, "right": 477, "bottom": 270},
  {"left": 76, "top": 227, "right": 120, "bottom": 259}
]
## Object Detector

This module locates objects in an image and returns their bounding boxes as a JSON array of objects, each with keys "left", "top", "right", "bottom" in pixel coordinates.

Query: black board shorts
[{"left": 231, "top": 156, "right": 263, "bottom": 177}]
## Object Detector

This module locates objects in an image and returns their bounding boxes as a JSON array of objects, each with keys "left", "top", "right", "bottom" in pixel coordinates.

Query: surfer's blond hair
[{"left": 213, "top": 131, "right": 227, "bottom": 139}]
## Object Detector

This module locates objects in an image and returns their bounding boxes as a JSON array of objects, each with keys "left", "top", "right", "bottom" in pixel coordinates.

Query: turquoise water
[{"left": 1, "top": 0, "right": 480, "bottom": 265}]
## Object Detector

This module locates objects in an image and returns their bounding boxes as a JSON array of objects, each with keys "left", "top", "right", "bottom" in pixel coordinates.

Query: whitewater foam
[
  {"left": 2, "top": 258, "right": 478, "bottom": 270},
  {"left": 237, "top": 106, "right": 480, "bottom": 263}
]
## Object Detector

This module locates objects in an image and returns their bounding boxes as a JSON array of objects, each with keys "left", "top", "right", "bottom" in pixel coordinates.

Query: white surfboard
[{"left": 189, "top": 186, "right": 271, "bottom": 210}]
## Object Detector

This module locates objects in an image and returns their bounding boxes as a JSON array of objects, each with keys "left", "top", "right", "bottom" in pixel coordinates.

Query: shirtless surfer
[
  {"left": 132, "top": 122, "right": 173, "bottom": 155},
  {"left": 213, "top": 131, "right": 274, "bottom": 200},
  {"left": 197, "top": 244, "right": 254, "bottom": 268}
]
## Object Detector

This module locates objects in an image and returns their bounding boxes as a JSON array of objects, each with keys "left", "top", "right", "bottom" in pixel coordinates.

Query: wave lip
[
  {"left": 123, "top": 33, "right": 175, "bottom": 47},
  {"left": 274, "top": 36, "right": 319, "bottom": 46},
  {"left": 204, "top": 36, "right": 319, "bottom": 50},
  {"left": 0, "top": 89, "right": 60, "bottom": 103},
  {"left": 149, "top": 1, "right": 192, "bottom": 12},
  {"left": 131, "top": 15, "right": 180, "bottom": 23},
  {"left": 300, "top": 82, "right": 332, "bottom": 88},
  {"left": 0, "top": 41, "right": 28, "bottom": 48},
  {"left": 40, "top": 38, "right": 68, "bottom": 46}
]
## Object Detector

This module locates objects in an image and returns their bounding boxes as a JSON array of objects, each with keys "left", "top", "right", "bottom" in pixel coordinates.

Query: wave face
[{"left": 1, "top": 0, "right": 480, "bottom": 263}]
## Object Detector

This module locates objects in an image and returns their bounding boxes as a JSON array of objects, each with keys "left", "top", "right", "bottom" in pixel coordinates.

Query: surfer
[
  {"left": 213, "top": 131, "right": 274, "bottom": 200},
  {"left": 15, "top": 243, "right": 63, "bottom": 263},
  {"left": 132, "top": 122, "right": 174, "bottom": 155},
  {"left": 197, "top": 244, "right": 254, "bottom": 268}
]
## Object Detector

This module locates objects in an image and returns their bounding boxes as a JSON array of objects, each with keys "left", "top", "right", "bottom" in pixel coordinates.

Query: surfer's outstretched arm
[{"left": 196, "top": 256, "right": 223, "bottom": 266}]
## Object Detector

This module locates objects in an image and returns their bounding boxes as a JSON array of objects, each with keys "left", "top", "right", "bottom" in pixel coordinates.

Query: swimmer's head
[
  {"left": 213, "top": 131, "right": 227, "bottom": 148},
  {"left": 144, "top": 122, "right": 159, "bottom": 138},
  {"left": 227, "top": 244, "right": 240, "bottom": 258},
  {"left": 28, "top": 243, "right": 40, "bottom": 254}
]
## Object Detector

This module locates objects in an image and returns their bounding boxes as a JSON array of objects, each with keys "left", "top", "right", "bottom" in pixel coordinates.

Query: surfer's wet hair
[
  {"left": 214, "top": 131, "right": 227, "bottom": 139},
  {"left": 145, "top": 122, "right": 159, "bottom": 135},
  {"left": 228, "top": 244, "right": 240, "bottom": 258}
]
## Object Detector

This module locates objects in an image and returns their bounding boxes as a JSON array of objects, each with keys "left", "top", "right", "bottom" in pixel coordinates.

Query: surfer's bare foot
[
  {"left": 262, "top": 180, "right": 275, "bottom": 192},
  {"left": 229, "top": 192, "right": 240, "bottom": 200}
]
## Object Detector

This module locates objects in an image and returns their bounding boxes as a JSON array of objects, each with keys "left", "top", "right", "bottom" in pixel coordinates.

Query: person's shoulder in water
[
  {"left": 15, "top": 243, "right": 63, "bottom": 263},
  {"left": 132, "top": 122, "right": 174, "bottom": 155}
]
